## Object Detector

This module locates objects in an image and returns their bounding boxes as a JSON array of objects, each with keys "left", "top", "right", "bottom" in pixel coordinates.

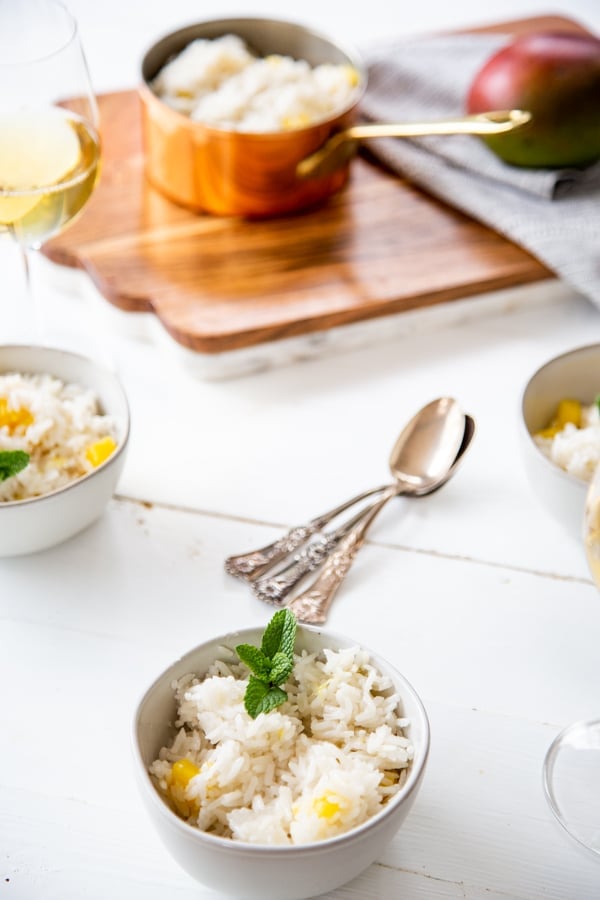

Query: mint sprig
[
  {"left": 236, "top": 608, "right": 297, "bottom": 718},
  {"left": 0, "top": 450, "right": 30, "bottom": 481}
]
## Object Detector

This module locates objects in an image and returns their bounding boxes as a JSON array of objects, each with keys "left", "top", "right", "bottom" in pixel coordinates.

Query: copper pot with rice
[{"left": 139, "top": 17, "right": 365, "bottom": 217}]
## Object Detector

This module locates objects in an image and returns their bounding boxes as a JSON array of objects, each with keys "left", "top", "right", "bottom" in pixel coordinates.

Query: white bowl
[
  {"left": 520, "top": 343, "right": 600, "bottom": 538},
  {"left": 132, "top": 624, "right": 430, "bottom": 900},
  {"left": 0, "top": 344, "right": 130, "bottom": 556}
]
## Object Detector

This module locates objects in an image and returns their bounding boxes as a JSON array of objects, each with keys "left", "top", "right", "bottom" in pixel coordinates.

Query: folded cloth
[{"left": 359, "top": 34, "right": 600, "bottom": 306}]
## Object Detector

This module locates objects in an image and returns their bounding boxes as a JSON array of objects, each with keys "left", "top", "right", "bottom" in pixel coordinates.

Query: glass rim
[
  {"left": 542, "top": 717, "right": 600, "bottom": 857},
  {"left": 0, "top": 0, "right": 78, "bottom": 67}
]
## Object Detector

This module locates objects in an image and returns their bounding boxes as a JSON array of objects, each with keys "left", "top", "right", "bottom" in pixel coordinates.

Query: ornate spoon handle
[
  {"left": 251, "top": 498, "right": 386, "bottom": 605},
  {"left": 224, "top": 484, "right": 388, "bottom": 582},
  {"left": 287, "top": 487, "right": 398, "bottom": 624},
  {"left": 251, "top": 533, "right": 338, "bottom": 605}
]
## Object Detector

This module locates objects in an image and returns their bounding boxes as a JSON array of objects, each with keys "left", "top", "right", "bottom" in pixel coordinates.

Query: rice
[
  {"left": 534, "top": 400, "right": 600, "bottom": 481},
  {"left": 0, "top": 372, "right": 118, "bottom": 502},
  {"left": 149, "top": 645, "right": 413, "bottom": 845},
  {"left": 152, "top": 34, "right": 360, "bottom": 131}
]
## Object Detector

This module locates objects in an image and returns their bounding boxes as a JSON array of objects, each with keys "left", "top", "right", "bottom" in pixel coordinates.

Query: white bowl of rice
[
  {"left": 133, "top": 622, "right": 430, "bottom": 900},
  {"left": 0, "top": 345, "right": 129, "bottom": 556},
  {"left": 521, "top": 343, "right": 600, "bottom": 539}
]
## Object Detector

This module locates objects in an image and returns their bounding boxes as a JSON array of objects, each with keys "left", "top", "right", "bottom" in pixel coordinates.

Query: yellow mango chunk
[
  {"left": 0, "top": 397, "right": 34, "bottom": 434},
  {"left": 536, "top": 424, "right": 562, "bottom": 439},
  {"left": 313, "top": 794, "right": 342, "bottom": 819},
  {"left": 85, "top": 436, "right": 116, "bottom": 467},
  {"left": 343, "top": 65, "right": 360, "bottom": 87},
  {"left": 170, "top": 758, "right": 200, "bottom": 788},
  {"left": 168, "top": 759, "right": 200, "bottom": 818},
  {"left": 555, "top": 398, "right": 581, "bottom": 428},
  {"left": 535, "top": 397, "right": 583, "bottom": 439}
]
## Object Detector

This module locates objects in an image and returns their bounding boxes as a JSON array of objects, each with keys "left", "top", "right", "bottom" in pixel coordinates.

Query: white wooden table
[{"left": 2, "top": 2, "right": 600, "bottom": 897}]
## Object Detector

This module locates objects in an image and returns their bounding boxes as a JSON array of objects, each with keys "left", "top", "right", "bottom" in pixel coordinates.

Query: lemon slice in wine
[{"left": 0, "top": 108, "right": 81, "bottom": 225}]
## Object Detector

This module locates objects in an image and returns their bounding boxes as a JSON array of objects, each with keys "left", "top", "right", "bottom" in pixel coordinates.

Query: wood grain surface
[{"left": 42, "top": 16, "right": 584, "bottom": 354}]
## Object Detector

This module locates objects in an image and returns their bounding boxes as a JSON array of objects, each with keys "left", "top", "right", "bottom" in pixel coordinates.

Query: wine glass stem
[
  {"left": 20, "top": 244, "right": 43, "bottom": 341},
  {"left": 5, "top": 231, "right": 43, "bottom": 344}
]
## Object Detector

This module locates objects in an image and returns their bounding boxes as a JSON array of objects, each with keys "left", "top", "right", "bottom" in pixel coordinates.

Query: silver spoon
[
  {"left": 287, "top": 413, "right": 475, "bottom": 624},
  {"left": 296, "top": 109, "right": 531, "bottom": 180},
  {"left": 251, "top": 397, "right": 465, "bottom": 605}
]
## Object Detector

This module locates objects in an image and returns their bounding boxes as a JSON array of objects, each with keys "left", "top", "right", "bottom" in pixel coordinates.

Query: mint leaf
[
  {"left": 269, "top": 651, "right": 294, "bottom": 685},
  {"left": 256, "top": 687, "right": 288, "bottom": 716},
  {"left": 235, "top": 643, "right": 272, "bottom": 679},
  {"left": 261, "top": 608, "right": 296, "bottom": 659},
  {"left": 0, "top": 450, "right": 30, "bottom": 481},
  {"left": 279, "top": 609, "right": 297, "bottom": 658},
  {"left": 260, "top": 608, "right": 287, "bottom": 658},
  {"left": 244, "top": 679, "right": 289, "bottom": 718},
  {"left": 243, "top": 675, "right": 270, "bottom": 718},
  {"left": 238, "top": 609, "right": 298, "bottom": 718}
]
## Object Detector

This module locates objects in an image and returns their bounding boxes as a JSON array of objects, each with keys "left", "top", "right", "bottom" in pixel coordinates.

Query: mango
[{"left": 466, "top": 31, "right": 600, "bottom": 168}]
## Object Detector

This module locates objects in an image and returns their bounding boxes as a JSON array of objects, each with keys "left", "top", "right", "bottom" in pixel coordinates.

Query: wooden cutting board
[{"left": 44, "top": 15, "right": 585, "bottom": 354}]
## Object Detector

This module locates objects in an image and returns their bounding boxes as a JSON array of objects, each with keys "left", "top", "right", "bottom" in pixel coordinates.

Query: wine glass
[
  {"left": 0, "top": 0, "right": 100, "bottom": 342},
  {"left": 542, "top": 465, "right": 600, "bottom": 855}
]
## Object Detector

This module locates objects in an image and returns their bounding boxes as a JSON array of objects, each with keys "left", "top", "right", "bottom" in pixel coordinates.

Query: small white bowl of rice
[
  {"left": 0, "top": 344, "right": 129, "bottom": 556},
  {"left": 133, "top": 621, "right": 430, "bottom": 900},
  {"left": 521, "top": 343, "right": 600, "bottom": 539}
]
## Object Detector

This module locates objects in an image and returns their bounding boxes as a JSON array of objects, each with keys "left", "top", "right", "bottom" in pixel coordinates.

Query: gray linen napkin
[{"left": 359, "top": 34, "right": 600, "bottom": 305}]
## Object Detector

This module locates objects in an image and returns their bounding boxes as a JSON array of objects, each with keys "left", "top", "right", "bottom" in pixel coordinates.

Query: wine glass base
[{"left": 543, "top": 719, "right": 600, "bottom": 856}]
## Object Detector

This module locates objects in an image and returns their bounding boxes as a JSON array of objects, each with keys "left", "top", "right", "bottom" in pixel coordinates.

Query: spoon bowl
[{"left": 387, "top": 396, "right": 466, "bottom": 493}]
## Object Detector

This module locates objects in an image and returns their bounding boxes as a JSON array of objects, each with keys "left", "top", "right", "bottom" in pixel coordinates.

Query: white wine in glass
[
  {"left": 542, "top": 465, "right": 600, "bottom": 856},
  {"left": 0, "top": 0, "right": 100, "bottom": 341}
]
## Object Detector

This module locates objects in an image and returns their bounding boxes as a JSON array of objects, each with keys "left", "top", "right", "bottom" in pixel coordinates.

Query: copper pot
[{"left": 139, "top": 17, "right": 365, "bottom": 217}]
